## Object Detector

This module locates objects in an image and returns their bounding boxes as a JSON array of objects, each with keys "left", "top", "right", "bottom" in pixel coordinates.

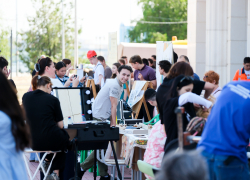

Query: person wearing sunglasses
[
  {"left": 203, "top": 71, "right": 222, "bottom": 98},
  {"left": 162, "top": 75, "right": 212, "bottom": 149},
  {"left": 157, "top": 62, "right": 216, "bottom": 126},
  {"left": 23, "top": 75, "right": 72, "bottom": 180}
]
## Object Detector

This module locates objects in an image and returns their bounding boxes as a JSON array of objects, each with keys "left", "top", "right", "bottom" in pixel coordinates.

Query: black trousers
[{"left": 137, "top": 101, "right": 154, "bottom": 122}]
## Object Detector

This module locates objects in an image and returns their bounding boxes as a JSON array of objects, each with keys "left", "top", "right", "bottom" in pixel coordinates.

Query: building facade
[{"left": 188, "top": 0, "right": 250, "bottom": 86}]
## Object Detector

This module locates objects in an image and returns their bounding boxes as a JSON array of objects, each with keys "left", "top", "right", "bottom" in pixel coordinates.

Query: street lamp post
[
  {"left": 16, "top": 0, "right": 18, "bottom": 76},
  {"left": 74, "top": 0, "right": 78, "bottom": 67},
  {"left": 62, "top": 0, "right": 65, "bottom": 59}
]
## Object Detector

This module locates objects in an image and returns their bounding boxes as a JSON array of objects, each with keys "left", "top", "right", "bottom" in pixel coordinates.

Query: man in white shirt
[
  {"left": 80, "top": 65, "right": 133, "bottom": 180},
  {"left": 87, "top": 50, "right": 105, "bottom": 88}
]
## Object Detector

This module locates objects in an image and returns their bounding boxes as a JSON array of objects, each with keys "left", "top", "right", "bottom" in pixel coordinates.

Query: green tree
[
  {"left": 0, "top": 29, "right": 10, "bottom": 60},
  {"left": 128, "top": 0, "right": 187, "bottom": 43},
  {"left": 17, "top": 0, "right": 82, "bottom": 73}
]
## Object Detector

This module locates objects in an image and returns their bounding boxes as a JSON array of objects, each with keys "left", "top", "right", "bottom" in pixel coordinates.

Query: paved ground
[{"left": 24, "top": 153, "right": 132, "bottom": 180}]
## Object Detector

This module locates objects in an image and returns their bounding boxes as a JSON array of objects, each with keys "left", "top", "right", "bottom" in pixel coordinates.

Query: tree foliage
[
  {"left": 128, "top": 0, "right": 187, "bottom": 43},
  {"left": 17, "top": 0, "right": 82, "bottom": 73},
  {"left": 0, "top": 29, "right": 10, "bottom": 60}
]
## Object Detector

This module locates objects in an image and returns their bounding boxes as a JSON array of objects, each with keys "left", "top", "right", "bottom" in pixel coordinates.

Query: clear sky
[{"left": 0, "top": 0, "right": 143, "bottom": 42}]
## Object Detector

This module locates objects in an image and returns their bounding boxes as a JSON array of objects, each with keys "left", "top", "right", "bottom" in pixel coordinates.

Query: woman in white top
[
  {"left": 34, "top": 57, "right": 79, "bottom": 88},
  {"left": 203, "top": 70, "right": 222, "bottom": 98}
]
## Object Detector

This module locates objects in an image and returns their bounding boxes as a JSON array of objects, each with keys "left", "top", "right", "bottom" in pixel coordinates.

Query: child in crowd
[
  {"left": 163, "top": 75, "right": 212, "bottom": 148},
  {"left": 55, "top": 61, "right": 85, "bottom": 87},
  {"left": 143, "top": 88, "right": 166, "bottom": 179},
  {"left": 62, "top": 58, "right": 73, "bottom": 77}
]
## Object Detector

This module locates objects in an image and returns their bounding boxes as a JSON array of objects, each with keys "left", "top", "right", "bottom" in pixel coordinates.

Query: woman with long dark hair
[
  {"left": 156, "top": 61, "right": 216, "bottom": 126},
  {"left": 111, "top": 62, "right": 121, "bottom": 78},
  {"left": 0, "top": 71, "right": 30, "bottom": 179},
  {"left": 162, "top": 75, "right": 212, "bottom": 148}
]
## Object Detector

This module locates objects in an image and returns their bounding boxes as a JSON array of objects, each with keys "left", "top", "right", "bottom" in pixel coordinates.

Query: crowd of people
[{"left": 0, "top": 51, "right": 250, "bottom": 180}]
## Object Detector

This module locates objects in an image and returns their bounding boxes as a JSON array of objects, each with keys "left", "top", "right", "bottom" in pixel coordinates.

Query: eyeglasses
[
  {"left": 179, "top": 76, "right": 194, "bottom": 83},
  {"left": 203, "top": 76, "right": 208, "bottom": 79}
]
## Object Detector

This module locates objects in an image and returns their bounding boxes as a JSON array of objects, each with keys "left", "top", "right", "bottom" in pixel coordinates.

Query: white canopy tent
[{"left": 117, "top": 42, "right": 187, "bottom": 62}]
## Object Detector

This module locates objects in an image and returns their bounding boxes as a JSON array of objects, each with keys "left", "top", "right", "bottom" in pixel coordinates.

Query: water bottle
[
  {"left": 82, "top": 114, "right": 86, "bottom": 121},
  {"left": 68, "top": 116, "right": 73, "bottom": 125},
  {"left": 64, "top": 119, "right": 68, "bottom": 129}
]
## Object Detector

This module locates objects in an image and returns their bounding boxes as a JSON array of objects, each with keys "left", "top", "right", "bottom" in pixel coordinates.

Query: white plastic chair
[
  {"left": 96, "top": 143, "right": 126, "bottom": 180},
  {"left": 23, "top": 148, "right": 60, "bottom": 180}
]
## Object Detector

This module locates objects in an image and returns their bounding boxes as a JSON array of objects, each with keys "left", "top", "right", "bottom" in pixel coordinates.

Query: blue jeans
[
  {"left": 201, "top": 151, "right": 250, "bottom": 180},
  {"left": 29, "top": 153, "right": 39, "bottom": 161}
]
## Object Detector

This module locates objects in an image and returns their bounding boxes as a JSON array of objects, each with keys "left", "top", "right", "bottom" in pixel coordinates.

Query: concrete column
[
  {"left": 247, "top": 0, "right": 250, "bottom": 56},
  {"left": 227, "top": 0, "right": 248, "bottom": 82},
  {"left": 206, "top": 0, "right": 228, "bottom": 87},
  {"left": 187, "top": 0, "right": 206, "bottom": 78}
]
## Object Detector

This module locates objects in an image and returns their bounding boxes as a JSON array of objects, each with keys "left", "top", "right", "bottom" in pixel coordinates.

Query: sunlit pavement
[{"left": 24, "top": 153, "right": 132, "bottom": 180}]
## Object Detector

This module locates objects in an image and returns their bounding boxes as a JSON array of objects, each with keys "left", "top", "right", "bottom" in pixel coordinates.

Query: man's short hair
[
  {"left": 129, "top": 55, "right": 142, "bottom": 64},
  {"left": 118, "top": 65, "right": 133, "bottom": 73},
  {"left": 156, "top": 151, "right": 207, "bottom": 180},
  {"left": 244, "top": 57, "right": 250, "bottom": 64},
  {"left": 0, "top": 56, "right": 8, "bottom": 69},
  {"left": 148, "top": 58, "right": 154, "bottom": 64},
  {"left": 121, "top": 56, "right": 127, "bottom": 59},
  {"left": 97, "top": 56, "right": 105, "bottom": 62},
  {"left": 151, "top": 55, "right": 156, "bottom": 60},
  {"left": 158, "top": 60, "right": 172, "bottom": 73},
  {"left": 118, "top": 59, "right": 126, "bottom": 65},
  {"left": 62, "top": 58, "right": 71, "bottom": 65},
  {"left": 144, "top": 88, "right": 156, "bottom": 101},
  {"left": 142, "top": 58, "right": 149, "bottom": 66},
  {"left": 180, "top": 55, "right": 189, "bottom": 62},
  {"left": 173, "top": 51, "right": 178, "bottom": 63},
  {"left": 203, "top": 70, "right": 220, "bottom": 85}
]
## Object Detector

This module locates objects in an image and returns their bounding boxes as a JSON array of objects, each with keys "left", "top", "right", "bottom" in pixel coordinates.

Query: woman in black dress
[{"left": 22, "top": 75, "right": 71, "bottom": 180}]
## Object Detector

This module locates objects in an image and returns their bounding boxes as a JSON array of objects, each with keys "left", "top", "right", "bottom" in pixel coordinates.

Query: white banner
[
  {"left": 107, "top": 32, "right": 117, "bottom": 67},
  {"left": 156, "top": 41, "right": 173, "bottom": 89}
]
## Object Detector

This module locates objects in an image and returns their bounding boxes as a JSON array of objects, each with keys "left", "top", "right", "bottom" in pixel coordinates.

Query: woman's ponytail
[{"left": 31, "top": 75, "right": 51, "bottom": 91}]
